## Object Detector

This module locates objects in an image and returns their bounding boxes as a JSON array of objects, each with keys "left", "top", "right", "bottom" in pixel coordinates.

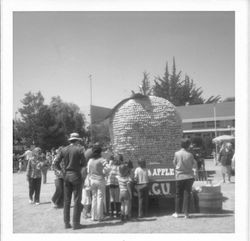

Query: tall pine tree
[
  {"left": 154, "top": 62, "right": 171, "bottom": 99},
  {"left": 153, "top": 57, "right": 221, "bottom": 106},
  {"left": 138, "top": 71, "right": 152, "bottom": 95}
]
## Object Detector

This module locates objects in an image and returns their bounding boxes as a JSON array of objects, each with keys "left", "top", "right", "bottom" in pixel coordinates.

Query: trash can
[{"left": 198, "top": 185, "right": 223, "bottom": 213}]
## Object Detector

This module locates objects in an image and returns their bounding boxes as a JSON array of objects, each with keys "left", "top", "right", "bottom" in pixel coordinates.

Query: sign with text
[
  {"left": 147, "top": 164, "right": 175, "bottom": 182},
  {"left": 133, "top": 181, "right": 176, "bottom": 197},
  {"left": 148, "top": 181, "right": 175, "bottom": 197}
]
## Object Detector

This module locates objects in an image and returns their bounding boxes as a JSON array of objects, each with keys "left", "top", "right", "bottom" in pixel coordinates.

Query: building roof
[
  {"left": 176, "top": 102, "right": 235, "bottom": 122},
  {"left": 90, "top": 105, "right": 112, "bottom": 124},
  {"left": 90, "top": 101, "right": 235, "bottom": 124}
]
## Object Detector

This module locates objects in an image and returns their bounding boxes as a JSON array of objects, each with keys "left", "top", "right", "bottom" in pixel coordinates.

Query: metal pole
[
  {"left": 89, "top": 74, "right": 93, "bottom": 107},
  {"left": 213, "top": 103, "right": 217, "bottom": 137},
  {"left": 89, "top": 75, "right": 93, "bottom": 142},
  {"left": 213, "top": 103, "right": 218, "bottom": 158}
]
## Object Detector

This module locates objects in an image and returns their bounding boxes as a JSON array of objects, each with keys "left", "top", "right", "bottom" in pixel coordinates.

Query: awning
[{"left": 183, "top": 127, "right": 234, "bottom": 133}]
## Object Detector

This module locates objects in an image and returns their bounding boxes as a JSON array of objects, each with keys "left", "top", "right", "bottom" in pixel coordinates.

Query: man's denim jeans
[
  {"left": 175, "top": 178, "right": 194, "bottom": 215},
  {"left": 64, "top": 171, "right": 82, "bottom": 225},
  {"left": 136, "top": 184, "right": 149, "bottom": 218},
  {"left": 28, "top": 177, "right": 41, "bottom": 203}
]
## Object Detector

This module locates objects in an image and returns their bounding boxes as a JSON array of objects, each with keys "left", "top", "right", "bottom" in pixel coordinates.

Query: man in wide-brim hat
[
  {"left": 68, "top": 133, "right": 83, "bottom": 142},
  {"left": 54, "top": 132, "right": 86, "bottom": 230}
]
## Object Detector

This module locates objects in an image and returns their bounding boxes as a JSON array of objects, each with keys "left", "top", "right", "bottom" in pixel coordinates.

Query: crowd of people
[
  {"left": 14, "top": 133, "right": 235, "bottom": 230},
  {"left": 19, "top": 133, "right": 150, "bottom": 230}
]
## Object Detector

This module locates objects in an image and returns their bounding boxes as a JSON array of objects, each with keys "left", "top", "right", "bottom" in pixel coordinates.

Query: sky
[{"left": 13, "top": 11, "right": 235, "bottom": 119}]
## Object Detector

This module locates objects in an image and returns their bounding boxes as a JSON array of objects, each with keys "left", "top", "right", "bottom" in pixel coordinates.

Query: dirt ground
[{"left": 13, "top": 159, "right": 235, "bottom": 233}]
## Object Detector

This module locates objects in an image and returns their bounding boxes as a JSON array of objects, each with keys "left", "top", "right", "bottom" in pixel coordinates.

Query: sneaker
[
  {"left": 172, "top": 212, "right": 180, "bottom": 218},
  {"left": 35, "top": 202, "right": 40, "bottom": 205},
  {"left": 29, "top": 199, "right": 34, "bottom": 204},
  {"left": 51, "top": 200, "right": 59, "bottom": 208}
]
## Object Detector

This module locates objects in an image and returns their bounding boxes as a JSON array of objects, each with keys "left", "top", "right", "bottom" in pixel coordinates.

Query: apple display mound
[{"left": 108, "top": 95, "right": 182, "bottom": 167}]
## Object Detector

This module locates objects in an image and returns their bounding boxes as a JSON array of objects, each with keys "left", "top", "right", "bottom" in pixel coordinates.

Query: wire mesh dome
[{"left": 108, "top": 94, "right": 183, "bottom": 167}]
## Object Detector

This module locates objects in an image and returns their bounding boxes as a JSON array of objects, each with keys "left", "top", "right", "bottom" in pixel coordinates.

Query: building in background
[
  {"left": 91, "top": 102, "right": 235, "bottom": 136},
  {"left": 178, "top": 102, "right": 235, "bottom": 139},
  {"left": 89, "top": 101, "right": 235, "bottom": 153}
]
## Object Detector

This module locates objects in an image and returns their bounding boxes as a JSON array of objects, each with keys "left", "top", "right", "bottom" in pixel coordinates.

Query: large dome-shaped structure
[{"left": 108, "top": 95, "right": 182, "bottom": 167}]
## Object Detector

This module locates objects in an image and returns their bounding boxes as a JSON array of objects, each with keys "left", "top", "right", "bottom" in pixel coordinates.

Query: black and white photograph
[{"left": 1, "top": 0, "right": 249, "bottom": 240}]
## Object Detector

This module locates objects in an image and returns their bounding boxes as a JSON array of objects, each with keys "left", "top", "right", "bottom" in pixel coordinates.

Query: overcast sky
[{"left": 14, "top": 11, "right": 235, "bottom": 118}]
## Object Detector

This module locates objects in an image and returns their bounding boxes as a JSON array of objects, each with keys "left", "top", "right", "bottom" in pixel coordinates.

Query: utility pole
[
  {"left": 89, "top": 74, "right": 93, "bottom": 143},
  {"left": 213, "top": 103, "right": 217, "bottom": 137},
  {"left": 213, "top": 102, "right": 218, "bottom": 158}
]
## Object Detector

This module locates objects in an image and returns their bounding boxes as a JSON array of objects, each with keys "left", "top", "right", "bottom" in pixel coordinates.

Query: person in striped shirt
[
  {"left": 117, "top": 164, "right": 132, "bottom": 221},
  {"left": 106, "top": 157, "right": 120, "bottom": 218}
]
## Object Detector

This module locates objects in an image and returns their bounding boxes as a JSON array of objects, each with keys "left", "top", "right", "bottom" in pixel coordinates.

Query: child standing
[
  {"left": 81, "top": 173, "right": 92, "bottom": 218},
  {"left": 106, "top": 158, "right": 120, "bottom": 218},
  {"left": 134, "top": 159, "right": 149, "bottom": 218},
  {"left": 26, "top": 147, "right": 44, "bottom": 205},
  {"left": 117, "top": 164, "right": 132, "bottom": 221},
  {"left": 124, "top": 160, "right": 134, "bottom": 218}
]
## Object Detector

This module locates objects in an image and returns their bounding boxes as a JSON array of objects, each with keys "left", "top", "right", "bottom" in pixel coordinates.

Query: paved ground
[{"left": 13, "top": 159, "right": 235, "bottom": 233}]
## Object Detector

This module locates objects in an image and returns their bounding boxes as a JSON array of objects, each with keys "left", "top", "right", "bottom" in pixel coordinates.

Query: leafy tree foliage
[
  {"left": 90, "top": 121, "right": 110, "bottom": 145},
  {"left": 153, "top": 62, "right": 171, "bottom": 100},
  {"left": 223, "top": 96, "right": 235, "bottom": 102},
  {"left": 178, "top": 75, "right": 204, "bottom": 105},
  {"left": 138, "top": 71, "right": 152, "bottom": 96},
  {"left": 17, "top": 91, "right": 45, "bottom": 146},
  {"left": 205, "top": 95, "right": 222, "bottom": 104},
  {"left": 49, "top": 96, "right": 86, "bottom": 138},
  {"left": 14, "top": 92, "right": 86, "bottom": 151},
  {"left": 153, "top": 58, "right": 221, "bottom": 106}
]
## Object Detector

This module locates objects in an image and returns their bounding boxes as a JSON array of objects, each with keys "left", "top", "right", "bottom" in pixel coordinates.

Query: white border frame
[{"left": 1, "top": 0, "right": 249, "bottom": 241}]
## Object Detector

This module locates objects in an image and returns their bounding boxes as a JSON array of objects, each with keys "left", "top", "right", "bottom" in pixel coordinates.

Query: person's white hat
[{"left": 68, "top": 133, "right": 82, "bottom": 141}]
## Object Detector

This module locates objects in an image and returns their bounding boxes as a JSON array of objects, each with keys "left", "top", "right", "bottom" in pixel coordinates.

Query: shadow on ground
[{"left": 84, "top": 217, "right": 157, "bottom": 229}]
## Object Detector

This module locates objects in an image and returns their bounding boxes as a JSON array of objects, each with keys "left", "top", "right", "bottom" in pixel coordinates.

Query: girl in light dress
[{"left": 81, "top": 170, "right": 92, "bottom": 218}]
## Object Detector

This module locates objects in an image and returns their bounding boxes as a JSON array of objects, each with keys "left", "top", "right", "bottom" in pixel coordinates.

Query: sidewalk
[{"left": 13, "top": 159, "right": 234, "bottom": 233}]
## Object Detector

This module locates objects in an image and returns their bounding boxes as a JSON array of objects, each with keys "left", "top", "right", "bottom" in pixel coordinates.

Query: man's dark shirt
[
  {"left": 54, "top": 144, "right": 86, "bottom": 174},
  {"left": 190, "top": 147, "right": 204, "bottom": 170}
]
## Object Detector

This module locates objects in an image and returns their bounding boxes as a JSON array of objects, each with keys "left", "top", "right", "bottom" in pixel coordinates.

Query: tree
[
  {"left": 35, "top": 105, "right": 64, "bottom": 150},
  {"left": 90, "top": 121, "right": 110, "bottom": 145},
  {"left": 154, "top": 58, "right": 185, "bottom": 105},
  {"left": 153, "top": 57, "right": 221, "bottom": 106},
  {"left": 179, "top": 75, "right": 205, "bottom": 105},
  {"left": 138, "top": 71, "right": 152, "bottom": 95},
  {"left": 18, "top": 91, "right": 46, "bottom": 146},
  {"left": 154, "top": 62, "right": 171, "bottom": 100},
  {"left": 49, "top": 96, "right": 86, "bottom": 138},
  {"left": 15, "top": 92, "right": 86, "bottom": 151},
  {"left": 223, "top": 96, "right": 235, "bottom": 102},
  {"left": 205, "top": 95, "right": 222, "bottom": 104},
  {"left": 168, "top": 57, "right": 183, "bottom": 105}
]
